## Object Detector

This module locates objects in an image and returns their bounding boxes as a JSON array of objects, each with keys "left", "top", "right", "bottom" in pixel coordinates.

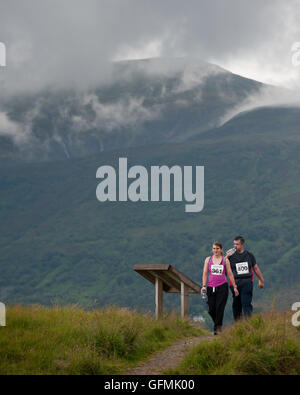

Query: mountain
[
  {"left": 0, "top": 57, "right": 263, "bottom": 165},
  {"left": 1, "top": 58, "right": 299, "bottom": 321},
  {"left": 192, "top": 105, "right": 300, "bottom": 140},
  {"left": 1, "top": 104, "right": 300, "bottom": 319}
]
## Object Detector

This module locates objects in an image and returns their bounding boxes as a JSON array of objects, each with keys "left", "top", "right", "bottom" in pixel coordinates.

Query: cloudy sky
[{"left": 1, "top": 0, "right": 300, "bottom": 95}]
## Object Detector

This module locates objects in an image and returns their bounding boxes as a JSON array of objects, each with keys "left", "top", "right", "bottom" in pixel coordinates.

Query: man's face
[{"left": 233, "top": 239, "right": 244, "bottom": 252}]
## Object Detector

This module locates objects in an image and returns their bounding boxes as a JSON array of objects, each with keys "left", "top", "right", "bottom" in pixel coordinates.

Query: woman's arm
[
  {"left": 225, "top": 258, "right": 239, "bottom": 296},
  {"left": 201, "top": 257, "right": 209, "bottom": 295}
]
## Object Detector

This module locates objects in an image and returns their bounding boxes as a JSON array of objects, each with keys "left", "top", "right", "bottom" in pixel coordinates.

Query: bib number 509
[{"left": 236, "top": 262, "right": 249, "bottom": 275}]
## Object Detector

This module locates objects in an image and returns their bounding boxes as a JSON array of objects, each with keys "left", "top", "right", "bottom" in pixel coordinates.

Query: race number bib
[
  {"left": 236, "top": 261, "right": 249, "bottom": 275},
  {"left": 211, "top": 264, "right": 224, "bottom": 275}
]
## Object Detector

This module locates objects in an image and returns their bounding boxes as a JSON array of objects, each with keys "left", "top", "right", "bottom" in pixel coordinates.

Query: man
[{"left": 226, "top": 236, "right": 264, "bottom": 320}]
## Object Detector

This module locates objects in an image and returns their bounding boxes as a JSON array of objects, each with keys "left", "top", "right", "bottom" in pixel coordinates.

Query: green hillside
[{"left": 1, "top": 105, "right": 300, "bottom": 322}]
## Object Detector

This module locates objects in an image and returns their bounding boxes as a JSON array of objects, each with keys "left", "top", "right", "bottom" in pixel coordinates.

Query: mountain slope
[
  {"left": 1, "top": 106, "right": 300, "bottom": 318},
  {"left": 0, "top": 58, "right": 263, "bottom": 165},
  {"left": 193, "top": 105, "right": 300, "bottom": 140}
]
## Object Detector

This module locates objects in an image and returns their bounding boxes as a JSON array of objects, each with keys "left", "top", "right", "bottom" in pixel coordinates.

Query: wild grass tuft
[
  {"left": 0, "top": 304, "right": 205, "bottom": 374},
  {"left": 166, "top": 312, "right": 300, "bottom": 375}
]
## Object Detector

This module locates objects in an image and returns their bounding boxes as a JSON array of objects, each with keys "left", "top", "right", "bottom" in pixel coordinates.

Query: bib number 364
[{"left": 236, "top": 262, "right": 249, "bottom": 275}]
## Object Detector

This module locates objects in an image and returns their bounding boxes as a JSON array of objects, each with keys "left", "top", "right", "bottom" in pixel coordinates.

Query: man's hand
[
  {"left": 253, "top": 265, "right": 264, "bottom": 289},
  {"left": 258, "top": 279, "right": 264, "bottom": 289},
  {"left": 225, "top": 248, "right": 235, "bottom": 257}
]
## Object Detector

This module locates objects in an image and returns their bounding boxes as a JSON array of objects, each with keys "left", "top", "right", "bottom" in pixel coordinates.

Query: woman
[{"left": 201, "top": 242, "right": 239, "bottom": 335}]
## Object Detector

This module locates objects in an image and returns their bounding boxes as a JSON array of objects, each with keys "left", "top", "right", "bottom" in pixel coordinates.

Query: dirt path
[{"left": 127, "top": 335, "right": 213, "bottom": 375}]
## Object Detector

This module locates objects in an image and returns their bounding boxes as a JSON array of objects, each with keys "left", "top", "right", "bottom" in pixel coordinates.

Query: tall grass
[
  {"left": 0, "top": 304, "right": 205, "bottom": 375},
  {"left": 167, "top": 312, "right": 300, "bottom": 375}
]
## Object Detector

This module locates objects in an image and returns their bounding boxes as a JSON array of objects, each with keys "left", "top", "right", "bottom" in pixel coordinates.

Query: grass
[
  {"left": 166, "top": 312, "right": 300, "bottom": 375},
  {"left": 0, "top": 304, "right": 205, "bottom": 375}
]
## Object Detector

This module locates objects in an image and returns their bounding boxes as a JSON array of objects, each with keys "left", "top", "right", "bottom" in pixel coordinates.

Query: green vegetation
[
  {"left": 166, "top": 312, "right": 300, "bottom": 375},
  {"left": 0, "top": 58, "right": 299, "bottom": 322},
  {"left": 1, "top": 106, "right": 300, "bottom": 322},
  {"left": 0, "top": 304, "right": 205, "bottom": 375}
]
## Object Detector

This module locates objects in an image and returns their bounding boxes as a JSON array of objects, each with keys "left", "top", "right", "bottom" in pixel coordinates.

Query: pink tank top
[{"left": 207, "top": 256, "right": 227, "bottom": 287}]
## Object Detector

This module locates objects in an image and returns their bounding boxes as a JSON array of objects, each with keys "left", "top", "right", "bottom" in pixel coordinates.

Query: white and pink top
[{"left": 207, "top": 256, "right": 228, "bottom": 288}]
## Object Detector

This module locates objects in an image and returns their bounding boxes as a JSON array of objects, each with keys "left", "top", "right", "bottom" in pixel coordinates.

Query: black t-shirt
[{"left": 229, "top": 250, "right": 257, "bottom": 280}]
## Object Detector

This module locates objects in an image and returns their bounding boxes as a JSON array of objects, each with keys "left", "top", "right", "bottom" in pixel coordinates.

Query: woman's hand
[
  {"left": 233, "top": 285, "right": 239, "bottom": 296},
  {"left": 201, "top": 287, "right": 206, "bottom": 296}
]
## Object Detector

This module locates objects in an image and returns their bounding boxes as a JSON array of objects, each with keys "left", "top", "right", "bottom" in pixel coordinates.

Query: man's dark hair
[{"left": 234, "top": 235, "right": 245, "bottom": 244}]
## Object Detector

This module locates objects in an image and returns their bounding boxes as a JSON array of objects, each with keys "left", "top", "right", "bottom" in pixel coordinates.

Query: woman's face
[{"left": 212, "top": 245, "right": 222, "bottom": 255}]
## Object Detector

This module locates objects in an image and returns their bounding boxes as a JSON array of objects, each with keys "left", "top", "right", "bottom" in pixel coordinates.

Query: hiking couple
[{"left": 201, "top": 236, "right": 264, "bottom": 335}]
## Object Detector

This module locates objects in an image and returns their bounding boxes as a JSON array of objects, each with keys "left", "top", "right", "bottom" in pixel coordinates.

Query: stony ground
[{"left": 127, "top": 335, "right": 213, "bottom": 375}]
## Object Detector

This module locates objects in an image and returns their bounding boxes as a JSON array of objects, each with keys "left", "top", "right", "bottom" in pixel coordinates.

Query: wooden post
[
  {"left": 0, "top": 302, "right": 5, "bottom": 326},
  {"left": 181, "top": 282, "right": 189, "bottom": 319},
  {"left": 155, "top": 277, "right": 163, "bottom": 319}
]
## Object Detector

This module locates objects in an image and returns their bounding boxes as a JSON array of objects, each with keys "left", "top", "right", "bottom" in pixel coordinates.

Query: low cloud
[
  {"left": 172, "top": 61, "right": 225, "bottom": 94},
  {"left": 0, "top": 111, "right": 24, "bottom": 143},
  {"left": 1, "top": 1, "right": 300, "bottom": 96},
  {"left": 220, "top": 85, "right": 300, "bottom": 125},
  {"left": 0, "top": 58, "right": 226, "bottom": 147},
  {"left": 71, "top": 93, "right": 162, "bottom": 133}
]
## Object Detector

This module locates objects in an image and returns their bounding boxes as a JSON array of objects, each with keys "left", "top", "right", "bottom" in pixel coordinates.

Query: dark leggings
[{"left": 207, "top": 282, "right": 229, "bottom": 330}]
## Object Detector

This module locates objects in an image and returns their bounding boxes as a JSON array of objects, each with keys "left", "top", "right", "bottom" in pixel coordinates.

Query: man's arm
[
  {"left": 253, "top": 264, "right": 264, "bottom": 288},
  {"left": 249, "top": 252, "right": 264, "bottom": 288}
]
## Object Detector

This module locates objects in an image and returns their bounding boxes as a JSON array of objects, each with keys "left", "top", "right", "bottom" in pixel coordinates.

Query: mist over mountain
[
  {"left": 1, "top": 98, "right": 300, "bottom": 315},
  {"left": 1, "top": 56, "right": 300, "bottom": 318},
  {"left": 0, "top": 58, "right": 265, "bottom": 165}
]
